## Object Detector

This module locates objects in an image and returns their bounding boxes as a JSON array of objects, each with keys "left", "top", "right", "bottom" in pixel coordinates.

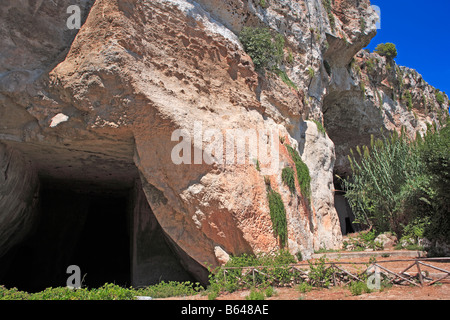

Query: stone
[
  {"left": 0, "top": 144, "right": 40, "bottom": 259},
  {"left": 214, "top": 246, "right": 230, "bottom": 266},
  {"left": 375, "top": 233, "right": 398, "bottom": 249},
  {"left": 0, "top": 0, "right": 447, "bottom": 288}
]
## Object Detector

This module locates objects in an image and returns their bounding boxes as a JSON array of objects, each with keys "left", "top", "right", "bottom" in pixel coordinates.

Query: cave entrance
[
  {"left": 0, "top": 176, "right": 197, "bottom": 292},
  {"left": 0, "top": 140, "right": 205, "bottom": 292},
  {"left": 333, "top": 180, "right": 361, "bottom": 236},
  {"left": 0, "top": 181, "right": 133, "bottom": 292},
  {"left": 68, "top": 190, "right": 131, "bottom": 289}
]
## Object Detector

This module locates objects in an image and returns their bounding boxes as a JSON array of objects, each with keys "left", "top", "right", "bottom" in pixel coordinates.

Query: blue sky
[{"left": 366, "top": 0, "right": 450, "bottom": 96}]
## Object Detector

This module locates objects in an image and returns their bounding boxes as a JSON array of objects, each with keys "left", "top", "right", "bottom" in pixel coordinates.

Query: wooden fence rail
[{"left": 219, "top": 257, "right": 450, "bottom": 289}]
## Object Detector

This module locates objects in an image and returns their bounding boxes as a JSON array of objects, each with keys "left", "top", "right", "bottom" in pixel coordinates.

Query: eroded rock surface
[{"left": 1, "top": 0, "right": 447, "bottom": 285}]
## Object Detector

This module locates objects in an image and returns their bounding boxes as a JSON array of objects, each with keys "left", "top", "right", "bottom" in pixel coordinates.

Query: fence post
[
  {"left": 416, "top": 262, "right": 424, "bottom": 287},
  {"left": 252, "top": 268, "right": 255, "bottom": 287}
]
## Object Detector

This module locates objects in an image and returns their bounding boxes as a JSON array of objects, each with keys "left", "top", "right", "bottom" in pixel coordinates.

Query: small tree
[
  {"left": 374, "top": 43, "right": 397, "bottom": 59},
  {"left": 239, "top": 27, "right": 284, "bottom": 71}
]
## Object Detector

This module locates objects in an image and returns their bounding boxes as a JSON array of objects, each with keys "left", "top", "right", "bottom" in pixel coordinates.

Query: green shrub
[
  {"left": 435, "top": 91, "right": 445, "bottom": 105},
  {"left": 342, "top": 121, "right": 450, "bottom": 244},
  {"left": 1, "top": 282, "right": 204, "bottom": 300},
  {"left": 404, "top": 90, "right": 413, "bottom": 111},
  {"left": 239, "top": 27, "right": 284, "bottom": 71},
  {"left": 374, "top": 43, "right": 398, "bottom": 59},
  {"left": 419, "top": 121, "right": 450, "bottom": 244},
  {"left": 349, "top": 281, "right": 372, "bottom": 296},
  {"left": 207, "top": 250, "right": 296, "bottom": 296},
  {"left": 0, "top": 286, "right": 30, "bottom": 300},
  {"left": 246, "top": 288, "right": 265, "bottom": 300},
  {"left": 282, "top": 167, "right": 296, "bottom": 194},
  {"left": 308, "top": 256, "right": 334, "bottom": 288},
  {"left": 343, "top": 230, "right": 384, "bottom": 251},
  {"left": 264, "top": 286, "right": 275, "bottom": 297},
  {"left": 365, "top": 58, "right": 376, "bottom": 73},
  {"left": 267, "top": 189, "right": 288, "bottom": 247},
  {"left": 297, "top": 282, "right": 313, "bottom": 293},
  {"left": 307, "top": 66, "right": 315, "bottom": 79},
  {"left": 136, "top": 281, "right": 204, "bottom": 299},
  {"left": 259, "top": 0, "right": 270, "bottom": 9},
  {"left": 286, "top": 145, "right": 311, "bottom": 200},
  {"left": 400, "top": 216, "right": 430, "bottom": 244}
]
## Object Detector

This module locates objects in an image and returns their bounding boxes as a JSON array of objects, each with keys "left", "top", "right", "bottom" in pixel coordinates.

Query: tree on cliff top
[{"left": 374, "top": 43, "right": 398, "bottom": 59}]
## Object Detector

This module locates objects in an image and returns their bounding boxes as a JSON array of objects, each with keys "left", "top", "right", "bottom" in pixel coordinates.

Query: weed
[
  {"left": 308, "top": 256, "right": 334, "bottom": 288},
  {"left": 246, "top": 287, "right": 266, "bottom": 300},
  {"left": 267, "top": 189, "right": 288, "bottom": 247},
  {"left": 348, "top": 281, "right": 372, "bottom": 296},
  {"left": 297, "top": 282, "right": 313, "bottom": 293},
  {"left": 286, "top": 145, "right": 311, "bottom": 200},
  {"left": 282, "top": 167, "right": 296, "bottom": 194}
]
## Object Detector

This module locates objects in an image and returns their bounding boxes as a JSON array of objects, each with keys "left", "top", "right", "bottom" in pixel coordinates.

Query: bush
[
  {"left": 246, "top": 288, "right": 266, "bottom": 300},
  {"left": 286, "top": 145, "right": 311, "bottom": 200},
  {"left": 435, "top": 91, "right": 445, "bottom": 105},
  {"left": 207, "top": 250, "right": 296, "bottom": 296},
  {"left": 400, "top": 216, "right": 430, "bottom": 244},
  {"left": 308, "top": 256, "right": 334, "bottom": 288},
  {"left": 375, "top": 43, "right": 398, "bottom": 59},
  {"left": 342, "top": 130, "right": 427, "bottom": 235},
  {"left": 267, "top": 189, "right": 288, "bottom": 247},
  {"left": 342, "top": 121, "right": 450, "bottom": 244},
  {"left": 136, "top": 281, "right": 204, "bottom": 299},
  {"left": 349, "top": 281, "right": 372, "bottom": 296},
  {"left": 404, "top": 90, "right": 413, "bottom": 111},
  {"left": 343, "top": 230, "right": 384, "bottom": 251},
  {"left": 307, "top": 66, "right": 315, "bottom": 79},
  {"left": 0, "top": 282, "right": 204, "bottom": 300},
  {"left": 282, "top": 167, "right": 296, "bottom": 194},
  {"left": 297, "top": 282, "right": 313, "bottom": 293},
  {"left": 419, "top": 121, "right": 450, "bottom": 244},
  {"left": 239, "top": 27, "right": 284, "bottom": 71}
]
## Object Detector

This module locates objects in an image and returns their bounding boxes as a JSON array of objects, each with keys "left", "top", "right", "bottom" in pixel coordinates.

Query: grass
[
  {"left": 245, "top": 287, "right": 266, "bottom": 300},
  {"left": 0, "top": 281, "right": 204, "bottom": 300},
  {"left": 310, "top": 119, "right": 326, "bottom": 136},
  {"left": 273, "top": 68, "right": 298, "bottom": 90}
]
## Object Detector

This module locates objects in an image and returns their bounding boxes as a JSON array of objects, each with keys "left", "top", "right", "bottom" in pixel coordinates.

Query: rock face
[
  {"left": 0, "top": 144, "right": 39, "bottom": 259},
  {"left": 0, "top": 0, "right": 447, "bottom": 287},
  {"left": 324, "top": 49, "right": 449, "bottom": 178}
]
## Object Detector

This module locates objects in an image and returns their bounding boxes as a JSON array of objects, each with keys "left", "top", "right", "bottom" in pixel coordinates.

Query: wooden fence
[{"left": 219, "top": 257, "right": 450, "bottom": 288}]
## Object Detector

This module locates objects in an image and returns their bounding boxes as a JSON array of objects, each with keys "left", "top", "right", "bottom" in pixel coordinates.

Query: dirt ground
[{"left": 161, "top": 254, "right": 450, "bottom": 300}]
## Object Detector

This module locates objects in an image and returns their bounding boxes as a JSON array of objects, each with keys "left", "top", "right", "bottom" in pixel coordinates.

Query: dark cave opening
[
  {"left": 333, "top": 179, "right": 361, "bottom": 236},
  {"left": 0, "top": 174, "right": 205, "bottom": 292},
  {"left": 0, "top": 184, "right": 132, "bottom": 292},
  {"left": 69, "top": 193, "right": 131, "bottom": 289}
]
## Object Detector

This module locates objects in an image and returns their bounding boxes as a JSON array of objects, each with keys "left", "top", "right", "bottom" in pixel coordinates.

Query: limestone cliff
[
  {"left": 325, "top": 49, "right": 449, "bottom": 177},
  {"left": 0, "top": 0, "right": 447, "bottom": 286}
]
